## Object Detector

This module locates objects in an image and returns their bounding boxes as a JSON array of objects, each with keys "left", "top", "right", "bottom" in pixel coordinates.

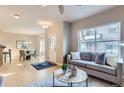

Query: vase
[
  {"left": 71, "top": 66, "right": 77, "bottom": 77},
  {"left": 63, "top": 70, "right": 66, "bottom": 74}
]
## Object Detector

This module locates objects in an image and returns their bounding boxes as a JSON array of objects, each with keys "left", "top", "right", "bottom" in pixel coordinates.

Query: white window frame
[{"left": 78, "top": 22, "right": 121, "bottom": 54}]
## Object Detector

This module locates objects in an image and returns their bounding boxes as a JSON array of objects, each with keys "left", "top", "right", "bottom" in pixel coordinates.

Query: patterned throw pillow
[{"left": 95, "top": 52, "right": 106, "bottom": 65}]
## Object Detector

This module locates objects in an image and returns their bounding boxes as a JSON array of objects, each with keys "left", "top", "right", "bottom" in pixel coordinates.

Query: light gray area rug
[{"left": 26, "top": 76, "right": 114, "bottom": 87}]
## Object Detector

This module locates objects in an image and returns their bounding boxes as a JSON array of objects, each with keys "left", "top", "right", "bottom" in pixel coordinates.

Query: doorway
[
  {"left": 48, "top": 34, "right": 56, "bottom": 63},
  {"left": 40, "top": 39, "right": 45, "bottom": 59}
]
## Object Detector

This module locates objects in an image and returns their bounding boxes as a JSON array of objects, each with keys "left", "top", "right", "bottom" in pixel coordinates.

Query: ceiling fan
[
  {"left": 41, "top": 5, "right": 81, "bottom": 15},
  {"left": 58, "top": 5, "right": 64, "bottom": 14}
]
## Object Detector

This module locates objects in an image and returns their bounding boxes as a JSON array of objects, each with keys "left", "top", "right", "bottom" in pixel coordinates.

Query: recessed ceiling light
[{"left": 13, "top": 14, "right": 21, "bottom": 19}]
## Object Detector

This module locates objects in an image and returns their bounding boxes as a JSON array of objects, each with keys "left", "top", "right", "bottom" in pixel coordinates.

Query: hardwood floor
[
  {"left": 0, "top": 57, "right": 59, "bottom": 87},
  {"left": 0, "top": 57, "right": 124, "bottom": 87}
]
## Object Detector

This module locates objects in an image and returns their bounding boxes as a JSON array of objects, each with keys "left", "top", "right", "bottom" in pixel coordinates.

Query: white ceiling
[{"left": 0, "top": 5, "right": 117, "bottom": 35}]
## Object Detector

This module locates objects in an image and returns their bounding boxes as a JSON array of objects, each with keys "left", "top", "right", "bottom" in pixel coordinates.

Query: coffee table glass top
[{"left": 53, "top": 68, "right": 88, "bottom": 84}]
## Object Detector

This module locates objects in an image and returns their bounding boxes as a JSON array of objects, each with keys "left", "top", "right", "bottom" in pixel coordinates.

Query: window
[
  {"left": 78, "top": 29, "right": 96, "bottom": 52},
  {"left": 106, "top": 44, "right": 113, "bottom": 50},
  {"left": 109, "top": 23, "right": 120, "bottom": 33},
  {"left": 78, "top": 22, "right": 120, "bottom": 54}
]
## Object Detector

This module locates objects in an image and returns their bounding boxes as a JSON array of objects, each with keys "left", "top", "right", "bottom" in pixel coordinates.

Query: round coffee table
[{"left": 53, "top": 68, "right": 88, "bottom": 87}]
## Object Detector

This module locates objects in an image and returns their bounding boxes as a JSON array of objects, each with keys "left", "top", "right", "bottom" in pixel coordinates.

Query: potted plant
[{"left": 61, "top": 64, "right": 68, "bottom": 74}]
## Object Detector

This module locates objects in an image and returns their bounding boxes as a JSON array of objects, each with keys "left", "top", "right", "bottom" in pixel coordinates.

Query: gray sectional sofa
[{"left": 67, "top": 52, "right": 123, "bottom": 86}]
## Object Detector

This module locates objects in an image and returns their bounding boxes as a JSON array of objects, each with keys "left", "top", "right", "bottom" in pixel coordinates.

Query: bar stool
[{"left": 3, "top": 49, "right": 11, "bottom": 63}]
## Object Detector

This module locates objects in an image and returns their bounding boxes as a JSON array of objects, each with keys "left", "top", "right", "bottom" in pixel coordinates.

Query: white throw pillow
[
  {"left": 105, "top": 54, "right": 118, "bottom": 67},
  {"left": 71, "top": 51, "right": 81, "bottom": 60}
]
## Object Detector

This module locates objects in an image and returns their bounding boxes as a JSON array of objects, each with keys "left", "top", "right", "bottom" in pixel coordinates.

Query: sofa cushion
[
  {"left": 95, "top": 52, "right": 106, "bottom": 65},
  {"left": 80, "top": 52, "right": 92, "bottom": 61},
  {"left": 71, "top": 51, "right": 81, "bottom": 60},
  {"left": 105, "top": 54, "right": 118, "bottom": 67},
  {"left": 86, "top": 62, "right": 116, "bottom": 75},
  {"left": 69, "top": 60, "right": 91, "bottom": 67},
  {"left": 91, "top": 52, "right": 96, "bottom": 61}
]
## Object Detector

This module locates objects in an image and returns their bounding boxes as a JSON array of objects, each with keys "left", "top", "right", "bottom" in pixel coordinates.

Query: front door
[
  {"left": 48, "top": 34, "right": 56, "bottom": 63},
  {"left": 40, "top": 39, "right": 45, "bottom": 58}
]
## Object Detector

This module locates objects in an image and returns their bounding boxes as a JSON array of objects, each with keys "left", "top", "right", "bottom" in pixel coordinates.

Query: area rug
[
  {"left": 26, "top": 76, "right": 113, "bottom": 87},
  {"left": 31, "top": 61, "right": 56, "bottom": 70}
]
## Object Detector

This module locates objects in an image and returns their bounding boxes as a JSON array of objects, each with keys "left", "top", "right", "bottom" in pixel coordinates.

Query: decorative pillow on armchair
[
  {"left": 71, "top": 51, "right": 81, "bottom": 60},
  {"left": 95, "top": 52, "right": 106, "bottom": 65}
]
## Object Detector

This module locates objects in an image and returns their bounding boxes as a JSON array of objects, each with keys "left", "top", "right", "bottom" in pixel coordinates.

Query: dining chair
[
  {"left": 3, "top": 48, "right": 11, "bottom": 63},
  {"left": 19, "top": 50, "right": 27, "bottom": 61},
  {"left": 31, "top": 50, "right": 38, "bottom": 59}
]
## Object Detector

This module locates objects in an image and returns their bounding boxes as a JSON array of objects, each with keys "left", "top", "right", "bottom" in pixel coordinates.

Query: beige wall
[
  {"left": 45, "top": 21, "right": 63, "bottom": 65},
  {"left": 63, "top": 22, "right": 71, "bottom": 63},
  {"left": 43, "top": 21, "right": 71, "bottom": 65},
  {"left": 71, "top": 6, "right": 124, "bottom": 76},
  {"left": 63, "top": 22, "right": 71, "bottom": 56},
  {"left": 0, "top": 31, "right": 37, "bottom": 59}
]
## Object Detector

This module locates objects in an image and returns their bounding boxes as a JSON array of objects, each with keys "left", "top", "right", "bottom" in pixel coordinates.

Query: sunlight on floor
[
  {"left": 0, "top": 72, "right": 15, "bottom": 77},
  {"left": 16, "top": 64, "right": 23, "bottom": 66}
]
